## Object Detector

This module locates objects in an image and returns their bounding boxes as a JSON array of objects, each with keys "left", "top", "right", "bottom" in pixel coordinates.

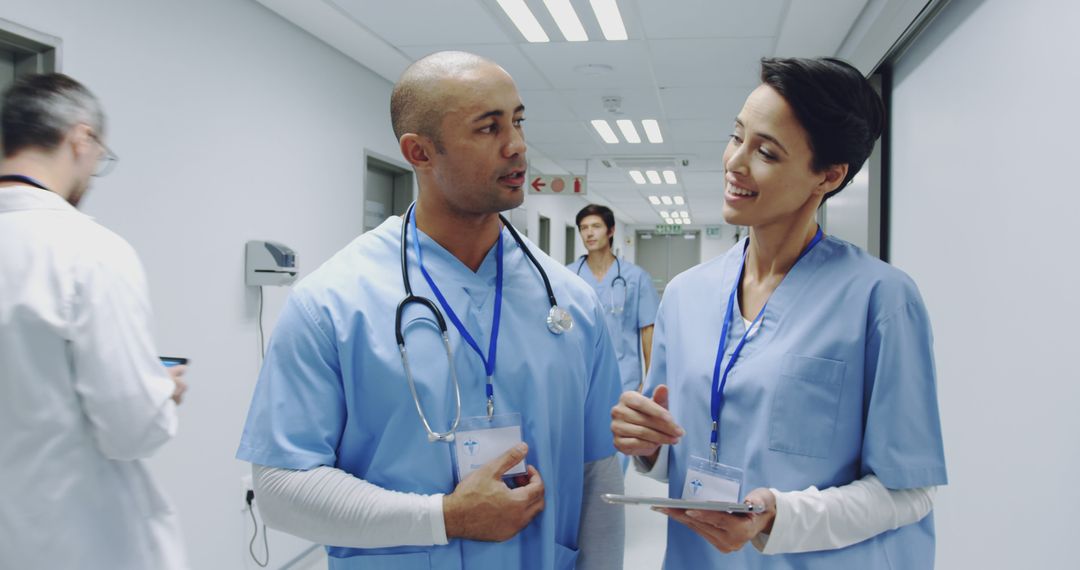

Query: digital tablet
[
  {"left": 159, "top": 356, "right": 188, "bottom": 368},
  {"left": 601, "top": 494, "right": 765, "bottom": 514}
]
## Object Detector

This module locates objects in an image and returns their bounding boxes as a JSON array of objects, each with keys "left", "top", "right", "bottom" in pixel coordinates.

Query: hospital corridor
[{"left": 0, "top": 0, "right": 1077, "bottom": 569}]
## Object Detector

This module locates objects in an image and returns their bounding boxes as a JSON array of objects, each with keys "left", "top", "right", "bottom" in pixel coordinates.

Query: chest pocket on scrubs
[{"left": 768, "top": 354, "right": 847, "bottom": 459}]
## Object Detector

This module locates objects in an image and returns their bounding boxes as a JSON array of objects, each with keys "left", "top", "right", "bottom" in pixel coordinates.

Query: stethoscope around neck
[
  {"left": 575, "top": 255, "right": 628, "bottom": 314},
  {"left": 395, "top": 202, "right": 573, "bottom": 443}
]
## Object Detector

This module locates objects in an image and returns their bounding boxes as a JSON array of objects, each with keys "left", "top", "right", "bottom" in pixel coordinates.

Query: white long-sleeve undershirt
[
  {"left": 635, "top": 446, "right": 936, "bottom": 554},
  {"left": 252, "top": 463, "right": 446, "bottom": 548},
  {"left": 251, "top": 455, "right": 624, "bottom": 568}
]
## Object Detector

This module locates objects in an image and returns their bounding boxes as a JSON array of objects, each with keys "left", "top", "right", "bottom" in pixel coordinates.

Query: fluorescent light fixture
[
  {"left": 648, "top": 195, "right": 661, "bottom": 205},
  {"left": 647, "top": 171, "right": 662, "bottom": 185},
  {"left": 673, "top": 195, "right": 685, "bottom": 205},
  {"left": 679, "top": 210, "right": 688, "bottom": 218},
  {"left": 589, "top": 0, "right": 628, "bottom": 40},
  {"left": 660, "top": 210, "right": 671, "bottom": 218},
  {"left": 642, "top": 119, "right": 663, "bottom": 143},
  {"left": 590, "top": 119, "right": 619, "bottom": 144},
  {"left": 543, "top": 0, "right": 588, "bottom": 41},
  {"left": 616, "top": 119, "right": 641, "bottom": 143},
  {"left": 662, "top": 170, "right": 677, "bottom": 184},
  {"left": 497, "top": 0, "right": 550, "bottom": 42},
  {"left": 630, "top": 171, "right": 647, "bottom": 185},
  {"left": 685, "top": 219, "right": 693, "bottom": 225},
  {"left": 660, "top": 195, "right": 673, "bottom": 205}
]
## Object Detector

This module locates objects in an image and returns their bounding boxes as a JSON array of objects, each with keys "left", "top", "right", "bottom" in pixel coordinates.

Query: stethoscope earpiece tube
[
  {"left": 500, "top": 214, "right": 560, "bottom": 308},
  {"left": 395, "top": 202, "right": 573, "bottom": 443},
  {"left": 395, "top": 295, "right": 448, "bottom": 345}
]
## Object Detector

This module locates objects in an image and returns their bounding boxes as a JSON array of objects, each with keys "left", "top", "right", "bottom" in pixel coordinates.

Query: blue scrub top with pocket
[
  {"left": 237, "top": 216, "right": 621, "bottom": 570},
  {"left": 568, "top": 256, "right": 660, "bottom": 392},
  {"left": 646, "top": 235, "right": 948, "bottom": 569}
]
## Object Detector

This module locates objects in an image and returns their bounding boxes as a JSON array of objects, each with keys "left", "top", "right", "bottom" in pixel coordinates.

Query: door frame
[{"left": 0, "top": 18, "right": 62, "bottom": 74}]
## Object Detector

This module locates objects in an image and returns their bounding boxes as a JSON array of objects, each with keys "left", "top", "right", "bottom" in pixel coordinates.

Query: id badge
[
  {"left": 680, "top": 456, "right": 743, "bottom": 502},
  {"left": 453, "top": 413, "right": 527, "bottom": 481}
]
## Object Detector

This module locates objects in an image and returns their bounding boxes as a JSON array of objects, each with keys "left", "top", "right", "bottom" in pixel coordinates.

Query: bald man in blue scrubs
[{"left": 237, "top": 51, "right": 624, "bottom": 570}]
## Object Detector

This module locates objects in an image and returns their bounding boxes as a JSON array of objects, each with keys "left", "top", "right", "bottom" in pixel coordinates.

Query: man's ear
[
  {"left": 67, "top": 123, "right": 95, "bottom": 158},
  {"left": 400, "top": 133, "right": 434, "bottom": 171}
]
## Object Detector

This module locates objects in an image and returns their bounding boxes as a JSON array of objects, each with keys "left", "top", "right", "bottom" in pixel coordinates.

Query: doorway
[
  {"left": 564, "top": 224, "right": 577, "bottom": 264},
  {"left": 364, "top": 154, "right": 413, "bottom": 233},
  {"left": 635, "top": 230, "right": 701, "bottom": 296},
  {"left": 0, "top": 21, "right": 61, "bottom": 142},
  {"left": 538, "top": 215, "right": 551, "bottom": 255}
]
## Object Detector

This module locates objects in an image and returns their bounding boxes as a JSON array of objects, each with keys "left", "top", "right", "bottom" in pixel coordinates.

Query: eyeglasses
[{"left": 88, "top": 132, "right": 119, "bottom": 177}]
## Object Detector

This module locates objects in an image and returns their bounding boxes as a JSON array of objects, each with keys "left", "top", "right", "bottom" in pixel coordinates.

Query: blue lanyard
[
  {"left": 0, "top": 174, "right": 50, "bottom": 192},
  {"left": 411, "top": 211, "right": 503, "bottom": 417},
  {"left": 708, "top": 228, "right": 824, "bottom": 462}
]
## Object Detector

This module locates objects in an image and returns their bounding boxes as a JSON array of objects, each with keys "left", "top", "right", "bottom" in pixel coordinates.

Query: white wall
[
  {"left": 1, "top": 0, "right": 399, "bottom": 567},
  {"left": 699, "top": 225, "right": 740, "bottom": 262},
  {"left": 890, "top": 1, "right": 1080, "bottom": 567}
]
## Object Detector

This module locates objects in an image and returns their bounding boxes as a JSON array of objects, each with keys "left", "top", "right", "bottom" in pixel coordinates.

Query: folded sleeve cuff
[
  {"left": 873, "top": 465, "right": 948, "bottom": 490},
  {"left": 427, "top": 494, "right": 448, "bottom": 545},
  {"left": 631, "top": 445, "right": 669, "bottom": 483}
]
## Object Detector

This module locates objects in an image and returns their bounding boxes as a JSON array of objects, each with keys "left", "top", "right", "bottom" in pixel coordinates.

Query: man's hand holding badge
[{"left": 442, "top": 443, "right": 545, "bottom": 542}]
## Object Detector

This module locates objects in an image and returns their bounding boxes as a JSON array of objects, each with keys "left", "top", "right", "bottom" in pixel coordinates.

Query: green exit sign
[{"left": 655, "top": 224, "right": 683, "bottom": 235}]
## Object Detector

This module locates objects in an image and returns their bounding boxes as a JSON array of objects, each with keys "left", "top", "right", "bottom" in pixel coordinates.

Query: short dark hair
[
  {"left": 390, "top": 51, "right": 494, "bottom": 153},
  {"left": 1, "top": 73, "right": 104, "bottom": 158},
  {"left": 575, "top": 204, "right": 615, "bottom": 248},
  {"left": 759, "top": 57, "right": 884, "bottom": 201}
]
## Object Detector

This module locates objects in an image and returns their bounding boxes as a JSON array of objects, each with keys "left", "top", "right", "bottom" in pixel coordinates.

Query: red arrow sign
[{"left": 531, "top": 177, "right": 546, "bottom": 192}]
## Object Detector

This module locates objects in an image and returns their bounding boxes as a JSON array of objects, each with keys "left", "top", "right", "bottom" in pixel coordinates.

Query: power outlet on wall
[{"left": 241, "top": 473, "right": 254, "bottom": 513}]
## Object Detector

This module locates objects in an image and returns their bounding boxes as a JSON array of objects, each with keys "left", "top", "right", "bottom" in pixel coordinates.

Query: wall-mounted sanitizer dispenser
[{"left": 245, "top": 240, "right": 297, "bottom": 286}]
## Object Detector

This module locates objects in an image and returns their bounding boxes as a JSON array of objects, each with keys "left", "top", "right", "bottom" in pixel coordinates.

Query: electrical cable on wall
[
  {"left": 243, "top": 240, "right": 298, "bottom": 567},
  {"left": 248, "top": 285, "right": 270, "bottom": 567},
  {"left": 247, "top": 489, "right": 269, "bottom": 567},
  {"left": 258, "top": 285, "right": 266, "bottom": 361}
]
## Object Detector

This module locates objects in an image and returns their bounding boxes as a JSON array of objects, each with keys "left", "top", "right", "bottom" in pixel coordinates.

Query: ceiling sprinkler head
[{"left": 601, "top": 95, "right": 622, "bottom": 114}]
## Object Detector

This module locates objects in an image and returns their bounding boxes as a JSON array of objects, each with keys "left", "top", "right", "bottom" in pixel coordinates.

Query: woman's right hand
[{"left": 611, "top": 385, "right": 684, "bottom": 463}]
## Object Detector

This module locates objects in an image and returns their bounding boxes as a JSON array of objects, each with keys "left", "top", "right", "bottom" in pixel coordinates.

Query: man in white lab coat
[{"left": 0, "top": 74, "right": 189, "bottom": 569}]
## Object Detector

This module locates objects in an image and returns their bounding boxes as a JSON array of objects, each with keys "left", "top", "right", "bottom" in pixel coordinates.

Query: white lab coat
[{"left": 0, "top": 185, "right": 188, "bottom": 569}]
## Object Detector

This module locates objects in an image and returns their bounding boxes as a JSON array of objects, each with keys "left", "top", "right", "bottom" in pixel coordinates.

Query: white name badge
[
  {"left": 453, "top": 413, "right": 527, "bottom": 481},
  {"left": 680, "top": 456, "right": 743, "bottom": 503}
]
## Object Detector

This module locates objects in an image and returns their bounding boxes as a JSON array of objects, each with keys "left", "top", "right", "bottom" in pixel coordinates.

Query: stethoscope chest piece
[{"left": 546, "top": 305, "right": 574, "bottom": 335}]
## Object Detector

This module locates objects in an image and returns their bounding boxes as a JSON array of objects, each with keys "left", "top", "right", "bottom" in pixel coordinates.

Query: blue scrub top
[
  {"left": 567, "top": 256, "right": 659, "bottom": 392},
  {"left": 646, "top": 236, "right": 947, "bottom": 569},
  {"left": 237, "top": 216, "right": 621, "bottom": 570}
]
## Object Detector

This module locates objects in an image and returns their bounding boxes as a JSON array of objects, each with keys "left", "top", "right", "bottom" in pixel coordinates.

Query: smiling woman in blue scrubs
[{"left": 611, "top": 57, "right": 947, "bottom": 568}]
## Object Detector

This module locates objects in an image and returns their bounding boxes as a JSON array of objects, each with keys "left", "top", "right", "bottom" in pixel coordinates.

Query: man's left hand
[
  {"left": 654, "top": 487, "right": 777, "bottom": 553},
  {"left": 166, "top": 364, "right": 188, "bottom": 405}
]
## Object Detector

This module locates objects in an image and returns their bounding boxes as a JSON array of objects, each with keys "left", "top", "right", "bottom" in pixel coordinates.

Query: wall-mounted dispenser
[{"left": 245, "top": 240, "right": 297, "bottom": 286}]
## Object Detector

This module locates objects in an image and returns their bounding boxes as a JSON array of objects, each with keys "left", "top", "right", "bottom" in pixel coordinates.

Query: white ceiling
[{"left": 254, "top": 0, "right": 922, "bottom": 225}]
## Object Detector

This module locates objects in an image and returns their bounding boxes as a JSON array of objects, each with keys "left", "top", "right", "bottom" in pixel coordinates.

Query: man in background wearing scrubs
[
  {"left": 0, "top": 74, "right": 189, "bottom": 569},
  {"left": 570, "top": 203, "right": 659, "bottom": 394},
  {"left": 237, "top": 51, "right": 624, "bottom": 569}
]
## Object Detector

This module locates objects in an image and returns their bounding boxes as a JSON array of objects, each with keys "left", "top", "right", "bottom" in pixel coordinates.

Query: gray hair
[{"left": 1, "top": 73, "right": 105, "bottom": 158}]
